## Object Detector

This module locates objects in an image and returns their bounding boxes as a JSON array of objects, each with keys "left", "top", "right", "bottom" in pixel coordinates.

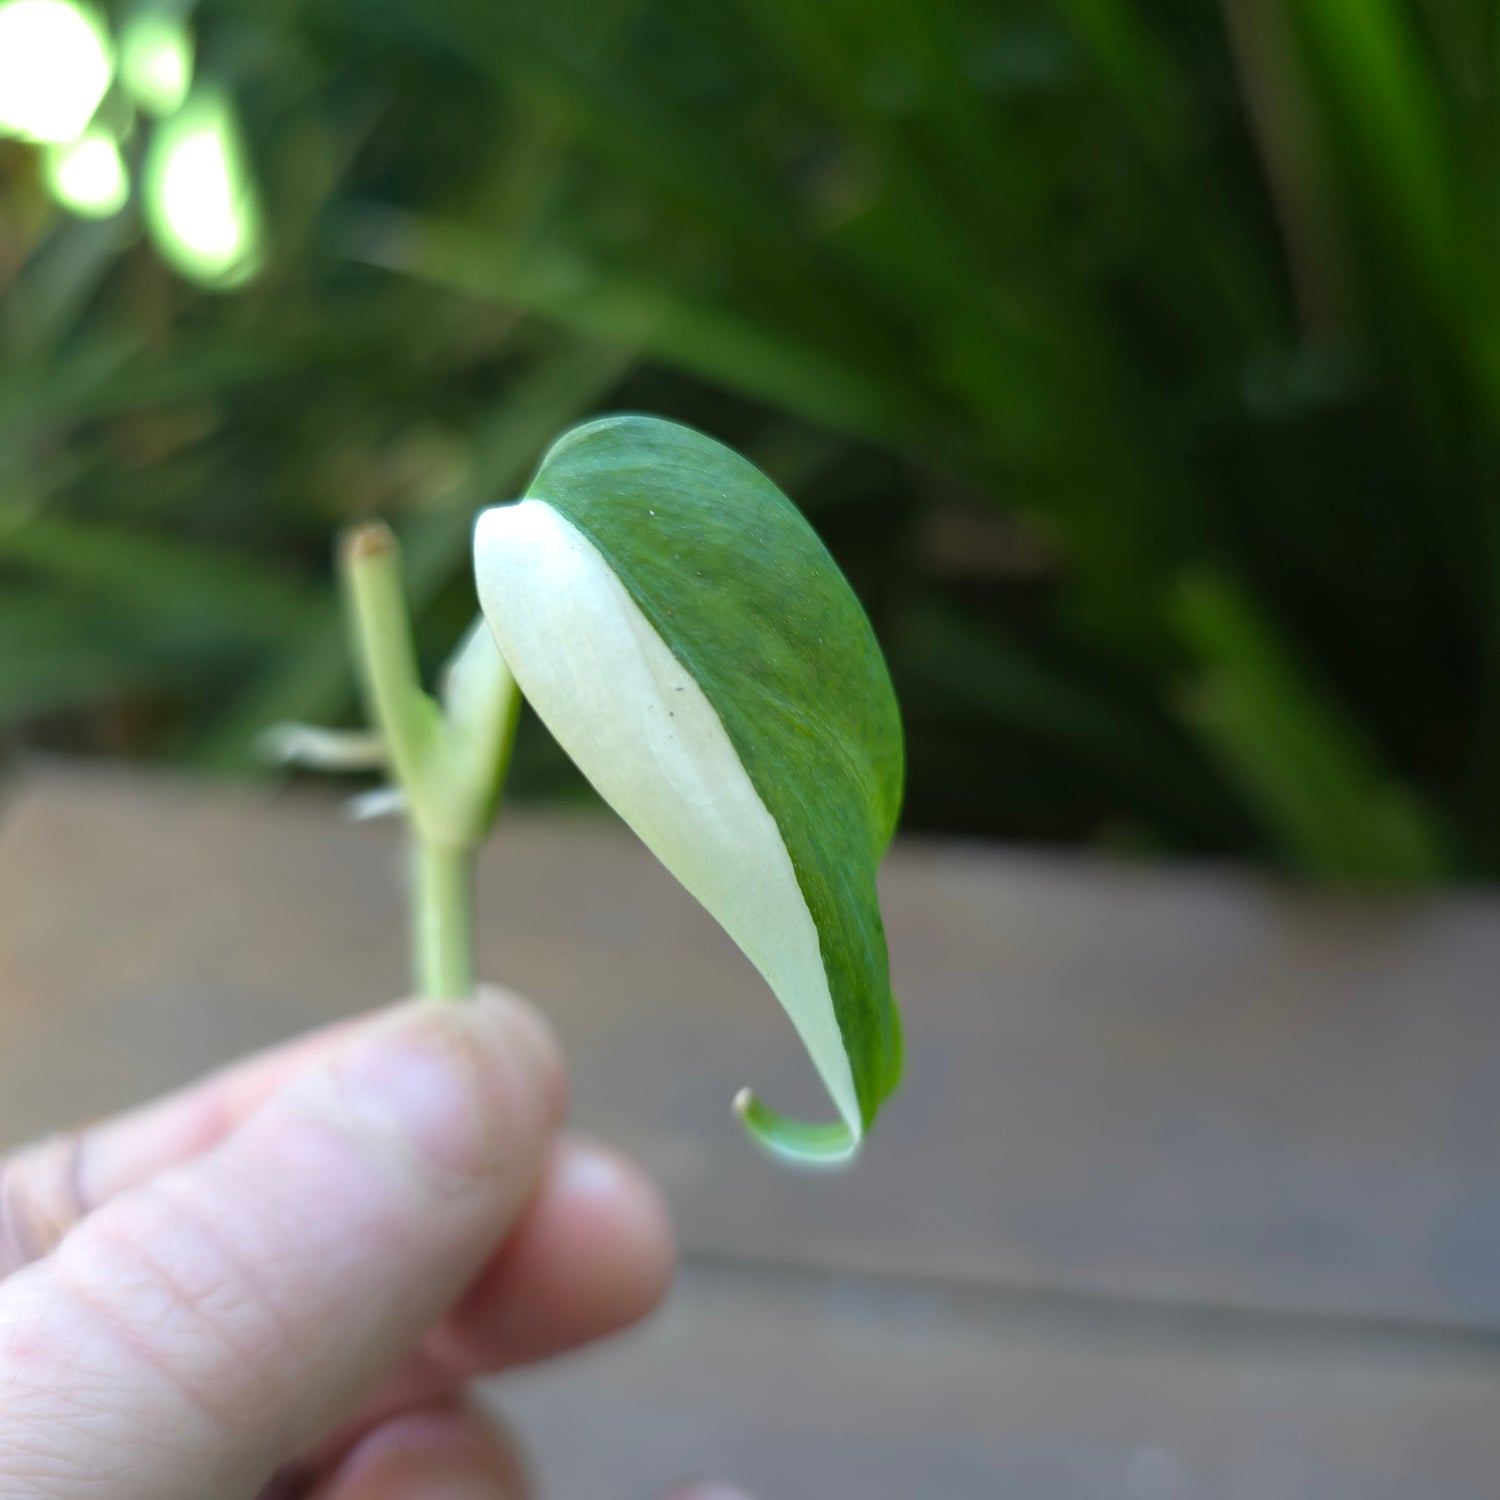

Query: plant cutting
[{"left": 271, "top": 415, "right": 903, "bottom": 1166}]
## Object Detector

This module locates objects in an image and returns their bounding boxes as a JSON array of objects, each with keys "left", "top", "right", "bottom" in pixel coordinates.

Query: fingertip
[
  {"left": 551, "top": 1138, "right": 677, "bottom": 1317},
  {"left": 445, "top": 1136, "right": 676, "bottom": 1367}
]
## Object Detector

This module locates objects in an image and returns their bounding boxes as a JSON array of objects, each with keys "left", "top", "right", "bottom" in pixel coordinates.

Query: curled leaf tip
[{"left": 734, "top": 1089, "right": 862, "bottom": 1169}]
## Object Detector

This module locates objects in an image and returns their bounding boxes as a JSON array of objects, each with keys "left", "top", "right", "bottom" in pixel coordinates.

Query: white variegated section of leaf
[{"left": 474, "top": 499, "right": 861, "bottom": 1144}]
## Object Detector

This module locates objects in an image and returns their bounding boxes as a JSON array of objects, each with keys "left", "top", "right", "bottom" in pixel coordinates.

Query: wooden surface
[{"left": 2, "top": 763, "right": 1499, "bottom": 1497}]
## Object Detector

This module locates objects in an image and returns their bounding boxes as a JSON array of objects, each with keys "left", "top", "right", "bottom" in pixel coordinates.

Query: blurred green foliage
[{"left": 2, "top": 0, "right": 1498, "bottom": 884}]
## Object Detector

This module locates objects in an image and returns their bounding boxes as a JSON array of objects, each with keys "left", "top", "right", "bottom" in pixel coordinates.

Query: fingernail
[
  {"left": 334, "top": 998, "right": 557, "bottom": 1179},
  {"left": 558, "top": 1140, "right": 631, "bottom": 1199},
  {"left": 558, "top": 1139, "right": 676, "bottom": 1289}
]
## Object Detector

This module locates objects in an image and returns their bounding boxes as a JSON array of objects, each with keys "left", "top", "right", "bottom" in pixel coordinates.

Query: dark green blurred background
[{"left": 2, "top": 0, "right": 1496, "bottom": 884}]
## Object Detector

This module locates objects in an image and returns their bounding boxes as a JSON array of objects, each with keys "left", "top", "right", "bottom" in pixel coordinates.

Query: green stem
[
  {"left": 340, "top": 522, "right": 477, "bottom": 1001},
  {"left": 414, "top": 841, "right": 475, "bottom": 1000},
  {"left": 340, "top": 524, "right": 436, "bottom": 806}
]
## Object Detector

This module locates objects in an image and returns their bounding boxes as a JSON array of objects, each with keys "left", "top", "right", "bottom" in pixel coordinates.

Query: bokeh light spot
[
  {"left": 120, "top": 10, "right": 192, "bottom": 116},
  {"left": 144, "top": 90, "right": 264, "bottom": 288},
  {"left": 43, "top": 126, "right": 127, "bottom": 216},
  {"left": 0, "top": 0, "right": 114, "bottom": 143}
]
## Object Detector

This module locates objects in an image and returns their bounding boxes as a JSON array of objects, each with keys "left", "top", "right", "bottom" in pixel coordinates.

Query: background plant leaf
[{"left": 1, "top": 0, "right": 1494, "bottom": 885}]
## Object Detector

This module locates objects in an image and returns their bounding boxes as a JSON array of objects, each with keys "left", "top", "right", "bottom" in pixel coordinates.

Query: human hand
[{"left": 0, "top": 989, "right": 743, "bottom": 1499}]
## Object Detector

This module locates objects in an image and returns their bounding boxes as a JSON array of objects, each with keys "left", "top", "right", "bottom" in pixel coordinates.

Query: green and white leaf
[{"left": 473, "top": 415, "right": 904, "bottom": 1166}]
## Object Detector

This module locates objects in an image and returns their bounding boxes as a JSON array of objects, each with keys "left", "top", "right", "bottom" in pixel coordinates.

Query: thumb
[{"left": 0, "top": 990, "right": 562, "bottom": 1500}]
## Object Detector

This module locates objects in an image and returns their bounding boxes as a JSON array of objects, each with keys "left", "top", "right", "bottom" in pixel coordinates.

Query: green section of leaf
[{"left": 523, "top": 414, "right": 904, "bottom": 1136}]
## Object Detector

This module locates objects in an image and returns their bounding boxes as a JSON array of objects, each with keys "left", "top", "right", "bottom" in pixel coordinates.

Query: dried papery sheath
[{"left": 260, "top": 723, "right": 387, "bottom": 772}]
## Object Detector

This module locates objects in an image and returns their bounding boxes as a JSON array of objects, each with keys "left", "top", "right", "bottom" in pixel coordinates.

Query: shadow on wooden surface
[{"left": 1, "top": 763, "right": 1498, "bottom": 1497}]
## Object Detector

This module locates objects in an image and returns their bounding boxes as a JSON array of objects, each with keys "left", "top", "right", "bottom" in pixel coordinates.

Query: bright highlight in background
[
  {"left": 43, "top": 127, "right": 127, "bottom": 216},
  {"left": 144, "top": 91, "right": 264, "bottom": 288},
  {"left": 120, "top": 10, "right": 192, "bottom": 116},
  {"left": 0, "top": 0, "right": 113, "bottom": 143}
]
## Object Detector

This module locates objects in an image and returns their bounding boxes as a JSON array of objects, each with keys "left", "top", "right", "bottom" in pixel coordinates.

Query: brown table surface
[{"left": 2, "top": 763, "right": 1498, "bottom": 1499}]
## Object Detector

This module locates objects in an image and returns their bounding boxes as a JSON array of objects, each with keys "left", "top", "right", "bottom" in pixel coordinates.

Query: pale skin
[{"left": 0, "top": 988, "right": 752, "bottom": 1500}]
